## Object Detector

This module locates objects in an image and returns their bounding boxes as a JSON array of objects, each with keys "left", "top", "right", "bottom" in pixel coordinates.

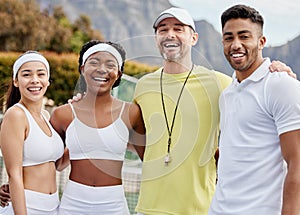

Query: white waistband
[
  {"left": 25, "top": 189, "right": 59, "bottom": 210},
  {"left": 63, "top": 180, "right": 126, "bottom": 203}
]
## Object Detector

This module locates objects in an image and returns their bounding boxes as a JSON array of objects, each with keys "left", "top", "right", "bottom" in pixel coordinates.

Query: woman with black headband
[
  {"left": 0, "top": 51, "right": 65, "bottom": 214},
  {"left": 50, "top": 40, "right": 145, "bottom": 214}
]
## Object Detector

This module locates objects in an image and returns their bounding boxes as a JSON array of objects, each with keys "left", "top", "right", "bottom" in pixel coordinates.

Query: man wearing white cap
[{"left": 133, "top": 7, "right": 231, "bottom": 214}]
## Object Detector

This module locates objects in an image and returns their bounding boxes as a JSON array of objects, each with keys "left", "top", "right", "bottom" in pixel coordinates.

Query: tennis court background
[{"left": 0, "top": 75, "right": 143, "bottom": 214}]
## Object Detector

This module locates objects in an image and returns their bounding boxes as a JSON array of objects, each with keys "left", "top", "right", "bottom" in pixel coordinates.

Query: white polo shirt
[{"left": 209, "top": 58, "right": 300, "bottom": 215}]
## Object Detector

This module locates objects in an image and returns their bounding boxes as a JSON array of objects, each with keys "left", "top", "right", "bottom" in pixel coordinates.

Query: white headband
[
  {"left": 13, "top": 52, "right": 50, "bottom": 80},
  {"left": 82, "top": 43, "right": 123, "bottom": 70}
]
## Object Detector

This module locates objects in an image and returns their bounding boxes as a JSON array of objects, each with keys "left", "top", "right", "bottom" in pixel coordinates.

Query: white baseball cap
[{"left": 153, "top": 7, "right": 196, "bottom": 32}]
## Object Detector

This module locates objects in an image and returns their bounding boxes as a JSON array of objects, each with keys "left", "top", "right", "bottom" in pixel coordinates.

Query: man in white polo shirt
[{"left": 209, "top": 4, "right": 300, "bottom": 215}]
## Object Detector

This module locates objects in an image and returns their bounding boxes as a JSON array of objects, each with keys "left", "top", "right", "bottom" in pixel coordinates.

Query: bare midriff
[
  {"left": 23, "top": 161, "right": 57, "bottom": 194},
  {"left": 69, "top": 159, "right": 123, "bottom": 187}
]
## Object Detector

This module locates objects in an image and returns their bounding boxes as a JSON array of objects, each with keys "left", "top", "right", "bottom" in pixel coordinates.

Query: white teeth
[
  {"left": 93, "top": 77, "right": 107, "bottom": 81},
  {"left": 28, "top": 87, "right": 41, "bottom": 91},
  {"left": 232, "top": 53, "right": 244, "bottom": 58},
  {"left": 165, "top": 43, "right": 179, "bottom": 48}
]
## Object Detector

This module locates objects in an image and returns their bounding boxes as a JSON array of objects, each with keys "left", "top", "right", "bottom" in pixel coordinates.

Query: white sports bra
[
  {"left": 15, "top": 103, "right": 64, "bottom": 167},
  {"left": 65, "top": 103, "right": 129, "bottom": 161}
]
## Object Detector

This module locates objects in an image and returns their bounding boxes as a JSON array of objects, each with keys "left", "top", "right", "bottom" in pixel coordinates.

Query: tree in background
[
  {"left": 0, "top": 0, "right": 157, "bottom": 108},
  {"left": 71, "top": 15, "right": 104, "bottom": 53},
  {"left": 0, "top": 0, "right": 104, "bottom": 53},
  {"left": 0, "top": 0, "right": 53, "bottom": 51}
]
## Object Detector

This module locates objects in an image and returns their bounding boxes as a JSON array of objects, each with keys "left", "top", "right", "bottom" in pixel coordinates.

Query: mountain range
[{"left": 37, "top": 0, "right": 300, "bottom": 77}]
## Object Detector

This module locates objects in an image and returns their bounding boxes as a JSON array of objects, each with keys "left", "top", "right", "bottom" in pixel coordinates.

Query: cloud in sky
[{"left": 170, "top": 0, "right": 300, "bottom": 46}]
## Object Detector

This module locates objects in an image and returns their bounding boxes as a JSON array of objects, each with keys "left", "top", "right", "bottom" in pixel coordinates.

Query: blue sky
[{"left": 170, "top": 0, "right": 300, "bottom": 46}]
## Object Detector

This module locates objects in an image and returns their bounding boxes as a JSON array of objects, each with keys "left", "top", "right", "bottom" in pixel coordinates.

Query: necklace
[{"left": 160, "top": 64, "right": 194, "bottom": 165}]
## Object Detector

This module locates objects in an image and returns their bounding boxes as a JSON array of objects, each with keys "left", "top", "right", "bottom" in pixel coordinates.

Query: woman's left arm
[
  {"left": 128, "top": 103, "right": 145, "bottom": 161},
  {"left": 0, "top": 108, "right": 28, "bottom": 214}
]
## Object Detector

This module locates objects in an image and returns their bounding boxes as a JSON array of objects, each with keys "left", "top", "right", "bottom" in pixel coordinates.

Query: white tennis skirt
[
  {"left": 0, "top": 189, "right": 59, "bottom": 215},
  {"left": 58, "top": 180, "right": 130, "bottom": 215}
]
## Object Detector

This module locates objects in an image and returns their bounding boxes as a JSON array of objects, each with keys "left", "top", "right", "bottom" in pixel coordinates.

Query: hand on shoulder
[
  {"left": 67, "top": 92, "right": 85, "bottom": 104},
  {"left": 269, "top": 60, "right": 297, "bottom": 79}
]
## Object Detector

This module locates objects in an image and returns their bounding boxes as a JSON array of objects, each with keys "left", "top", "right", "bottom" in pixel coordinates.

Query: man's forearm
[{"left": 282, "top": 169, "right": 300, "bottom": 215}]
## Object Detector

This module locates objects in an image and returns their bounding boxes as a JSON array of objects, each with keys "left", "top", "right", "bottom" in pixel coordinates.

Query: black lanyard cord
[{"left": 160, "top": 64, "right": 194, "bottom": 156}]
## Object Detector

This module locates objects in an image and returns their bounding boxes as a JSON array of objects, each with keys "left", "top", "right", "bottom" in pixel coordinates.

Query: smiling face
[
  {"left": 81, "top": 51, "right": 121, "bottom": 96},
  {"left": 155, "top": 17, "right": 198, "bottom": 62},
  {"left": 14, "top": 61, "right": 49, "bottom": 102},
  {"left": 222, "top": 18, "right": 266, "bottom": 81}
]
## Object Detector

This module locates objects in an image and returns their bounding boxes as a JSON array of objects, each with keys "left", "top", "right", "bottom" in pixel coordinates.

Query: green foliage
[
  {"left": 44, "top": 52, "right": 80, "bottom": 105},
  {"left": 0, "top": 53, "right": 18, "bottom": 106},
  {"left": 69, "top": 31, "right": 86, "bottom": 53},
  {"left": 0, "top": 0, "right": 158, "bottom": 106},
  {"left": 0, "top": 0, "right": 104, "bottom": 53},
  {"left": 0, "top": 0, "right": 49, "bottom": 51},
  {"left": 0, "top": 52, "right": 157, "bottom": 106},
  {"left": 125, "top": 60, "right": 158, "bottom": 77},
  {"left": 0, "top": 52, "right": 79, "bottom": 106}
]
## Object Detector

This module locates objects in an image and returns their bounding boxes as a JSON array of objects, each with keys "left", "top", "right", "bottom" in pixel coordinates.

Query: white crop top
[
  {"left": 65, "top": 103, "right": 129, "bottom": 161},
  {"left": 15, "top": 103, "right": 64, "bottom": 167}
]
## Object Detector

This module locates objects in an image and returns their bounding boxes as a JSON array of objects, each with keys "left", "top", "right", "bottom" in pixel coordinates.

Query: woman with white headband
[
  {"left": 0, "top": 51, "right": 65, "bottom": 214},
  {"left": 50, "top": 40, "right": 145, "bottom": 214}
]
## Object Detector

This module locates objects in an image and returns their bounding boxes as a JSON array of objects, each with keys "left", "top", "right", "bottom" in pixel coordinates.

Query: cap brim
[{"left": 153, "top": 13, "right": 174, "bottom": 28}]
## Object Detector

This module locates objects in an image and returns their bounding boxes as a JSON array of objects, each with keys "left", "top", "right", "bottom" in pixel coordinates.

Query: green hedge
[{"left": 0, "top": 52, "right": 157, "bottom": 106}]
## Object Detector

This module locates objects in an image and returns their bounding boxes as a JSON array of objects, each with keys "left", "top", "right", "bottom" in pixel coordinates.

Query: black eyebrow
[
  {"left": 174, "top": 23, "right": 185, "bottom": 27},
  {"left": 223, "top": 32, "right": 233, "bottom": 37},
  {"left": 88, "top": 57, "right": 117, "bottom": 64},
  {"left": 223, "top": 30, "right": 251, "bottom": 36},
  {"left": 237, "top": 30, "right": 251, "bottom": 35}
]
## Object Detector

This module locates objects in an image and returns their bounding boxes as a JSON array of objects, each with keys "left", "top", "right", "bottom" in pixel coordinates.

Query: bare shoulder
[
  {"left": 2, "top": 105, "right": 26, "bottom": 124},
  {"left": 128, "top": 101, "right": 140, "bottom": 111},
  {"left": 50, "top": 103, "right": 73, "bottom": 130},
  {"left": 51, "top": 104, "right": 72, "bottom": 118},
  {"left": 127, "top": 102, "right": 142, "bottom": 117},
  {"left": 0, "top": 105, "right": 27, "bottom": 133}
]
